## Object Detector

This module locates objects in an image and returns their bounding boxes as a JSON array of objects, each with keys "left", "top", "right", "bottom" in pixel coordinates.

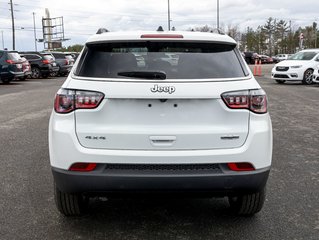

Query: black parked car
[
  {"left": 0, "top": 50, "right": 24, "bottom": 83},
  {"left": 19, "top": 52, "right": 59, "bottom": 79},
  {"left": 51, "top": 52, "right": 75, "bottom": 76},
  {"left": 244, "top": 52, "right": 260, "bottom": 64}
]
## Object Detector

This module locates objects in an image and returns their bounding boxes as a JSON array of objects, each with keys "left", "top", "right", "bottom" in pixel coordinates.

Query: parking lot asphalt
[{"left": 0, "top": 66, "right": 319, "bottom": 240}]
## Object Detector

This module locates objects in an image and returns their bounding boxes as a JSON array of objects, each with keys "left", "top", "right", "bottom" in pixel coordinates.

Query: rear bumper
[
  {"left": 58, "top": 66, "right": 72, "bottom": 74},
  {"left": 52, "top": 166, "right": 270, "bottom": 195},
  {"left": 1, "top": 71, "right": 24, "bottom": 79}
]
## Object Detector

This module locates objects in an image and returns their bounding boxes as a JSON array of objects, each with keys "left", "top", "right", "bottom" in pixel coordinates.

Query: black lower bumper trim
[{"left": 52, "top": 166, "right": 270, "bottom": 196}]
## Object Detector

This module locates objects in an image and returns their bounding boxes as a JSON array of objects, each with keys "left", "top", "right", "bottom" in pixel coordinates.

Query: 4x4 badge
[{"left": 150, "top": 85, "right": 176, "bottom": 94}]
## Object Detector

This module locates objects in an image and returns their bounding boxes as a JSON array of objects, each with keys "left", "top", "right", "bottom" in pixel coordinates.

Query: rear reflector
[
  {"left": 69, "top": 163, "right": 97, "bottom": 172},
  {"left": 140, "top": 34, "right": 184, "bottom": 39},
  {"left": 228, "top": 163, "right": 255, "bottom": 171}
]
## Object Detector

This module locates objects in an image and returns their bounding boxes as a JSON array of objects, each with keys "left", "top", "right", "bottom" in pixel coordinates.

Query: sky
[{"left": 1, "top": 0, "right": 319, "bottom": 51}]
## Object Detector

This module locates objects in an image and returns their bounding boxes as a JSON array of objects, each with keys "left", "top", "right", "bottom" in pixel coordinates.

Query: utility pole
[
  {"left": 33, "top": 12, "right": 37, "bottom": 51},
  {"left": 9, "top": 0, "right": 15, "bottom": 50},
  {"left": 217, "top": 0, "right": 220, "bottom": 29},
  {"left": 167, "top": 0, "right": 171, "bottom": 31},
  {"left": 1, "top": 31, "right": 4, "bottom": 49}
]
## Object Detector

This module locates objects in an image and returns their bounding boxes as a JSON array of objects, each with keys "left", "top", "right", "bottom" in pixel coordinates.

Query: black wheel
[
  {"left": 302, "top": 69, "right": 313, "bottom": 85},
  {"left": 1, "top": 77, "right": 13, "bottom": 84},
  {"left": 275, "top": 80, "right": 286, "bottom": 84},
  {"left": 2, "top": 79, "right": 11, "bottom": 84},
  {"left": 228, "top": 188, "right": 266, "bottom": 216},
  {"left": 31, "top": 67, "right": 41, "bottom": 79},
  {"left": 50, "top": 70, "right": 58, "bottom": 77},
  {"left": 54, "top": 182, "right": 88, "bottom": 216}
]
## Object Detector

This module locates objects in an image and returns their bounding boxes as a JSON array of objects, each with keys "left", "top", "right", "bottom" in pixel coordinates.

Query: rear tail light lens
[
  {"left": 222, "top": 89, "right": 267, "bottom": 114},
  {"left": 54, "top": 88, "right": 104, "bottom": 113},
  {"left": 69, "top": 163, "right": 97, "bottom": 172},
  {"left": 6, "top": 59, "right": 14, "bottom": 64},
  {"left": 42, "top": 59, "right": 50, "bottom": 64},
  {"left": 228, "top": 162, "right": 255, "bottom": 171}
]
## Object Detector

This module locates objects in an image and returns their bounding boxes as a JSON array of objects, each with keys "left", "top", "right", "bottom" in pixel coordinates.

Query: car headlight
[{"left": 290, "top": 65, "right": 302, "bottom": 69}]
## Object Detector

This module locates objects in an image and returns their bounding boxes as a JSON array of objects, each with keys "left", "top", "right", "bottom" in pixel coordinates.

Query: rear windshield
[
  {"left": 8, "top": 52, "right": 21, "bottom": 61},
  {"left": 75, "top": 42, "right": 247, "bottom": 79}
]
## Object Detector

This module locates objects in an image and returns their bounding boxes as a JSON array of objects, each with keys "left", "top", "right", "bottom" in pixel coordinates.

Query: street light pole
[
  {"left": 1, "top": 31, "right": 4, "bottom": 49},
  {"left": 217, "top": 0, "right": 220, "bottom": 30},
  {"left": 167, "top": 0, "right": 171, "bottom": 31},
  {"left": 33, "top": 12, "right": 37, "bottom": 51},
  {"left": 9, "top": 0, "right": 15, "bottom": 50}
]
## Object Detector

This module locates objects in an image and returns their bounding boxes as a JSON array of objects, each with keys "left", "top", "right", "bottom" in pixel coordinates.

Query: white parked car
[
  {"left": 273, "top": 54, "right": 290, "bottom": 62},
  {"left": 49, "top": 29, "right": 272, "bottom": 216},
  {"left": 271, "top": 49, "right": 319, "bottom": 84}
]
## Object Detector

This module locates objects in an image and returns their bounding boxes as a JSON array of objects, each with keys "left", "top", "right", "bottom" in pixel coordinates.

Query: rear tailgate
[{"left": 70, "top": 80, "right": 258, "bottom": 150}]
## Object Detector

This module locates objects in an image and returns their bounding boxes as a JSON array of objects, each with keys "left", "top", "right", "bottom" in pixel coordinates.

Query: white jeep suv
[{"left": 49, "top": 29, "right": 272, "bottom": 216}]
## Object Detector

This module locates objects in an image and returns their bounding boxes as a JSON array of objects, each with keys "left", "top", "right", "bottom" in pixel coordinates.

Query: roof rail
[{"left": 96, "top": 28, "right": 109, "bottom": 34}]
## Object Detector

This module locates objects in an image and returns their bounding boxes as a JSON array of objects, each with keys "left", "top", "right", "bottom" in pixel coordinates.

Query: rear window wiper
[{"left": 117, "top": 71, "right": 166, "bottom": 80}]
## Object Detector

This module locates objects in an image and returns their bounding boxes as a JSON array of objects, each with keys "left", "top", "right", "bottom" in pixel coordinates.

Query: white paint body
[{"left": 49, "top": 31, "right": 272, "bottom": 171}]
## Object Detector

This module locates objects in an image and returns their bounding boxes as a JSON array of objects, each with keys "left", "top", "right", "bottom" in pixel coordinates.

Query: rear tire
[
  {"left": 54, "top": 182, "right": 88, "bottom": 216},
  {"left": 228, "top": 188, "right": 266, "bottom": 216},
  {"left": 302, "top": 69, "right": 313, "bottom": 85},
  {"left": 31, "top": 67, "right": 41, "bottom": 79},
  {"left": 275, "top": 80, "right": 285, "bottom": 84},
  {"left": 1, "top": 77, "right": 13, "bottom": 84}
]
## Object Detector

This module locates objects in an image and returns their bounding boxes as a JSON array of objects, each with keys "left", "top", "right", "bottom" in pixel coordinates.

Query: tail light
[
  {"left": 6, "top": 59, "right": 14, "bottom": 64},
  {"left": 221, "top": 89, "right": 267, "bottom": 114},
  {"left": 140, "top": 34, "right": 184, "bottom": 38},
  {"left": 54, "top": 88, "right": 104, "bottom": 113},
  {"left": 69, "top": 163, "right": 97, "bottom": 172},
  {"left": 228, "top": 162, "right": 255, "bottom": 171},
  {"left": 42, "top": 59, "right": 50, "bottom": 64},
  {"left": 65, "top": 59, "right": 69, "bottom": 65}
]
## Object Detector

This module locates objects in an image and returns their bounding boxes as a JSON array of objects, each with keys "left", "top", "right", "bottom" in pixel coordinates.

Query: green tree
[
  {"left": 262, "top": 17, "right": 276, "bottom": 56},
  {"left": 275, "top": 20, "right": 289, "bottom": 53}
]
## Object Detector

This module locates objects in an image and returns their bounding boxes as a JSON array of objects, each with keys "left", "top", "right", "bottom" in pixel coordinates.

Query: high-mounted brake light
[
  {"left": 54, "top": 89, "right": 104, "bottom": 113},
  {"left": 69, "top": 163, "right": 97, "bottom": 172},
  {"left": 140, "top": 34, "right": 184, "bottom": 39},
  {"left": 228, "top": 162, "right": 255, "bottom": 171},
  {"left": 221, "top": 89, "right": 267, "bottom": 114}
]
